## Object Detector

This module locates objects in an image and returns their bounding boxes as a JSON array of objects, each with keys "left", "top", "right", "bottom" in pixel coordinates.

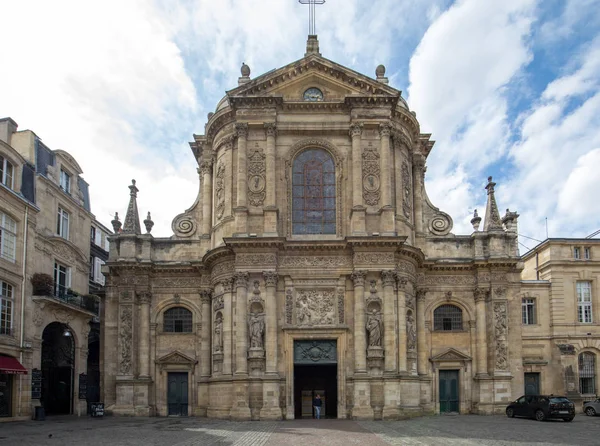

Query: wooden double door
[{"left": 167, "top": 372, "right": 188, "bottom": 416}]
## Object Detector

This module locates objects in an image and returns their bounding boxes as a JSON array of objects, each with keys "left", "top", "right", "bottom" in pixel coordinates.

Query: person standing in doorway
[{"left": 313, "top": 394, "right": 322, "bottom": 419}]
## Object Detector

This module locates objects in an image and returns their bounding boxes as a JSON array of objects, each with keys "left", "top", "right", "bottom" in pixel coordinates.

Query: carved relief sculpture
[
  {"left": 214, "top": 314, "right": 223, "bottom": 352},
  {"left": 337, "top": 288, "right": 345, "bottom": 324},
  {"left": 119, "top": 306, "right": 133, "bottom": 374},
  {"left": 247, "top": 149, "right": 266, "bottom": 206},
  {"left": 295, "top": 290, "right": 336, "bottom": 325},
  {"left": 406, "top": 311, "right": 417, "bottom": 351},
  {"left": 493, "top": 302, "right": 508, "bottom": 370},
  {"left": 401, "top": 161, "right": 412, "bottom": 219},
  {"left": 215, "top": 161, "right": 226, "bottom": 220},
  {"left": 362, "top": 144, "right": 381, "bottom": 206}
]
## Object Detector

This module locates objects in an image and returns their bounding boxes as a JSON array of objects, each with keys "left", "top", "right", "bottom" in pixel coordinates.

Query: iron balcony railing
[{"left": 33, "top": 287, "right": 99, "bottom": 316}]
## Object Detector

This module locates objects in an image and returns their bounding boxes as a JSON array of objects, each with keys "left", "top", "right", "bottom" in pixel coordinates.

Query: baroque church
[{"left": 102, "top": 35, "right": 525, "bottom": 420}]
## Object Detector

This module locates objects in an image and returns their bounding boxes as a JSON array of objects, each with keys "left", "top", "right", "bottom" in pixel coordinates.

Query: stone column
[
  {"left": 138, "top": 292, "right": 151, "bottom": 378},
  {"left": 230, "top": 273, "right": 251, "bottom": 420},
  {"left": 474, "top": 288, "right": 489, "bottom": 376},
  {"left": 235, "top": 123, "right": 249, "bottom": 235},
  {"left": 379, "top": 124, "right": 392, "bottom": 207},
  {"left": 236, "top": 123, "right": 248, "bottom": 207},
  {"left": 234, "top": 272, "right": 249, "bottom": 374},
  {"left": 396, "top": 276, "right": 408, "bottom": 373},
  {"left": 200, "top": 158, "right": 214, "bottom": 236},
  {"left": 350, "top": 123, "right": 366, "bottom": 235},
  {"left": 264, "top": 123, "right": 278, "bottom": 235},
  {"left": 350, "top": 124, "right": 363, "bottom": 206},
  {"left": 352, "top": 271, "right": 367, "bottom": 371},
  {"left": 261, "top": 271, "right": 282, "bottom": 419},
  {"left": 381, "top": 271, "right": 396, "bottom": 372},
  {"left": 200, "top": 290, "right": 212, "bottom": 378},
  {"left": 412, "top": 153, "right": 425, "bottom": 234},
  {"left": 416, "top": 289, "right": 428, "bottom": 375}
]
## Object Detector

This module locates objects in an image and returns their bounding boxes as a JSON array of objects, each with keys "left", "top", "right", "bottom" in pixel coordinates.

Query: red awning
[{"left": 0, "top": 356, "right": 28, "bottom": 374}]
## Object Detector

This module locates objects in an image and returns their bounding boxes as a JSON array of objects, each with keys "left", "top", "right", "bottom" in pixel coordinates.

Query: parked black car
[{"left": 506, "top": 395, "right": 575, "bottom": 421}]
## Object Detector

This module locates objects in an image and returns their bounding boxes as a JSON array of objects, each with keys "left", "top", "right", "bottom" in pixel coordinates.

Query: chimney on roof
[{"left": 0, "top": 117, "right": 18, "bottom": 145}]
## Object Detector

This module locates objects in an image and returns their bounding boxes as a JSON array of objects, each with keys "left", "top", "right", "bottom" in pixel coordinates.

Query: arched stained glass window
[{"left": 292, "top": 149, "right": 336, "bottom": 234}]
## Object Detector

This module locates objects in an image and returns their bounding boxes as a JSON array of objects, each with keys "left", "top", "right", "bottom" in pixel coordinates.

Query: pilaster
[
  {"left": 350, "top": 123, "right": 366, "bottom": 235},
  {"left": 264, "top": 123, "right": 279, "bottom": 235},
  {"left": 416, "top": 289, "right": 428, "bottom": 376}
]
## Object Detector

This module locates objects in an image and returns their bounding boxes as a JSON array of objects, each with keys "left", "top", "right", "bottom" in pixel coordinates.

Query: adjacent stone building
[
  {"left": 0, "top": 118, "right": 104, "bottom": 420},
  {"left": 102, "top": 36, "right": 528, "bottom": 420},
  {"left": 521, "top": 238, "right": 600, "bottom": 406}
]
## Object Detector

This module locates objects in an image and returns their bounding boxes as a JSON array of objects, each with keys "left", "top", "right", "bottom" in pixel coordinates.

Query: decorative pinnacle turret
[
  {"left": 483, "top": 176, "right": 503, "bottom": 232},
  {"left": 122, "top": 179, "right": 141, "bottom": 234},
  {"left": 111, "top": 212, "right": 122, "bottom": 233},
  {"left": 470, "top": 209, "right": 481, "bottom": 232},
  {"left": 143, "top": 212, "right": 154, "bottom": 234}
]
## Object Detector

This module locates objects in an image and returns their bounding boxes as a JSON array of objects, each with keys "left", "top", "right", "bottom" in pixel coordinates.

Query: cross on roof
[{"left": 299, "top": 0, "right": 325, "bottom": 36}]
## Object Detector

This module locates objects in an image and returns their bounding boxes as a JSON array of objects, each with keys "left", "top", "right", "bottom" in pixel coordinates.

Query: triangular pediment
[
  {"left": 227, "top": 54, "right": 401, "bottom": 104},
  {"left": 430, "top": 348, "right": 472, "bottom": 362},
  {"left": 155, "top": 350, "right": 197, "bottom": 365}
]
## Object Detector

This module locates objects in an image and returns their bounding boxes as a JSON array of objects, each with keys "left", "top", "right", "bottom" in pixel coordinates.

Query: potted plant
[{"left": 31, "top": 273, "right": 54, "bottom": 295}]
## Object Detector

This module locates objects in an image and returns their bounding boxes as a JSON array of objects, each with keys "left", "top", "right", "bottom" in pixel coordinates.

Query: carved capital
[
  {"left": 416, "top": 289, "right": 428, "bottom": 301},
  {"left": 379, "top": 123, "right": 391, "bottom": 137},
  {"left": 412, "top": 153, "right": 426, "bottom": 171},
  {"left": 263, "top": 271, "right": 278, "bottom": 287},
  {"left": 235, "top": 122, "right": 248, "bottom": 138},
  {"left": 221, "top": 278, "right": 234, "bottom": 293},
  {"left": 351, "top": 270, "right": 367, "bottom": 288},
  {"left": 349, "top": 123, "right": 363, "bottom": 138},
  {"left": 264, "top": 122, "right": 277, "bottom": 138},
  {"left": 137, "top": 291, "right": 152, "bottom": 304},
  {"left": 234, "top": 272, "right": 249, "bottom": 289},
  {"left": 474, "top": 287, "right": 489, "bottom": 302},
  {"left": 494, "top": 287, "right": 507, "bottom": 299},
  {"left": 396, "top": 275, "right": 408, "bottom": 290},
  {"left": 200, "top": 290, "right": 212, "bottom": 304},
  {"left": 200, "top": 159, "right": 214, "bottom": 176},
  {"left": 381, "top": 270, "right": 396, "bottom": 287}
]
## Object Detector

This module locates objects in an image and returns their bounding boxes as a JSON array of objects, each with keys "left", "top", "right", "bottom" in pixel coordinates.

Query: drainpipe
[{"left": 18, "top": 205, "right": 29, "bottom": 417}]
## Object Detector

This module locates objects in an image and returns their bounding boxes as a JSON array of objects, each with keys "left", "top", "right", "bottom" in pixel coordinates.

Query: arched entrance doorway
[{"left": 41, "top": 322, "right": 75, "bottom": 415}]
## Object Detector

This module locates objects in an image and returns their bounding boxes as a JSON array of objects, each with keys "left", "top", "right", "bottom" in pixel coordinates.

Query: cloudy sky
[{"left": 1, "top": 0, "right": 599, "bottom": 251}]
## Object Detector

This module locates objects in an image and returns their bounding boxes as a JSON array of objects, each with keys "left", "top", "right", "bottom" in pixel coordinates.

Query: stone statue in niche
[
  {"left": 248, "top": 312, "right": 265, "bottom": 349},
  {"left": 406, "top": 311, "right": 417, "bottom": 351},
  {"left": 214, "top": 314, "right": 223, "bottom": 352},
  {"left": 366, "top": 309, "right": 382, "bottom": 347}
]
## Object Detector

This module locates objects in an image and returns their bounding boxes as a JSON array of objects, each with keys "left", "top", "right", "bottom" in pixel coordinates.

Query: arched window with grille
[
  {"left": 433, "top": 304, "right": 463, "bottom": 331},
  {"left": 163, "top": 307, "right": 193, "bottom": 333},
  {"left": 579, "top": 352, "right": 596, "bottom": 394},
  {"left": 292, "top": 149, "right": 336, "bottom": 235}
]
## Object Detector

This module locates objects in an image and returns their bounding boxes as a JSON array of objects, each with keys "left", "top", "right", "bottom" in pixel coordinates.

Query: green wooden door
[
  {"left": 167, "top": 372, "right": 188, "bottom": 416},
  {"left": 439, "top": 370, "right": 459, "bottom": 413}
]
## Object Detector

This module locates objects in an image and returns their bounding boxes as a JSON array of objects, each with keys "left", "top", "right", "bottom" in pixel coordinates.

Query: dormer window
[
  {"left": 0, "top": 156, "right": 14, "bottom": 189},
  {"left": 60, "top": 169, "right": 71, "bottom": 193}
]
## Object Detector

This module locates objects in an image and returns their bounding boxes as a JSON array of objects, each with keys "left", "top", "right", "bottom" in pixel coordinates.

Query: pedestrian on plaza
[{"left": 313, "top": 394, "right": 322, "bottom": 419}]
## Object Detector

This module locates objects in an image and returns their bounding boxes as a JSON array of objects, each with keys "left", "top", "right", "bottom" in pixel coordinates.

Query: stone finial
[
  {"left": 143, "top": 212, "right": 154, "bottom": 234},
  {"left": 111, "top": 212, "right": 122, "bottom": 233},
  {"left": 502, "top": 208, "right": 519, "bottom": 233},
  {"left": 471, "top": 209, "right": 482, "bottom": 231},
  {"left": 483, "top": 176, "right": 503, "bottom": 232},
  {"left": 376, "top": 64, "right": 388, "bottom": 84},
  {"left": 122, "top": 179, "right": 141, "bottom": 234},
  {"left": 238, "top": 62, "right": 251, "bottom": 85}
]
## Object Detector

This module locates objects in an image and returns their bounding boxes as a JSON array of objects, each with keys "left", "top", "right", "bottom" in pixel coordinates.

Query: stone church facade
[{"left": 102, "top": 36, "right": 525, "bottom": 419}]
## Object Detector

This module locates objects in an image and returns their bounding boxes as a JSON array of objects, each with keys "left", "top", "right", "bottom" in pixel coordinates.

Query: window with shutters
[
  {"left": 0, "top": 212, "right": 17, "bottom": 262},
  {"left": 433, "top": 304, "right": 463, "bottom": 331},
  {"left": 0, "top": 281, "right": 13, "bottom": 335},
  {"left": 93, "top": 257, "right": 105, "bottom": 285},
  {"left": 291, "top": 149, "right": 336, "bottom": 235},
  {"left": 163, "top": 307, "right": 193, "bottom": 333},
  {"left": 579, "top": 352, "right": 596, "bottom": 395}
]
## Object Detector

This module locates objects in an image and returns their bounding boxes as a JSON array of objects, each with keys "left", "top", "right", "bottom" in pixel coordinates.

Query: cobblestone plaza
[{"left": 1, "top": 415, "right": 599, "bottom": 445}]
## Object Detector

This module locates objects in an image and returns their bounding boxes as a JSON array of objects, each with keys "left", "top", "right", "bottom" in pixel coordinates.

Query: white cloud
[{"left": 557, "top": 149, "right": 600, "bottom": 220}]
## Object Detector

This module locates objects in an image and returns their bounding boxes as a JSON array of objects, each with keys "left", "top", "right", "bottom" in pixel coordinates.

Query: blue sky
[{"left": 1, "top": 0, "right": 599, "bottom": 250}]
